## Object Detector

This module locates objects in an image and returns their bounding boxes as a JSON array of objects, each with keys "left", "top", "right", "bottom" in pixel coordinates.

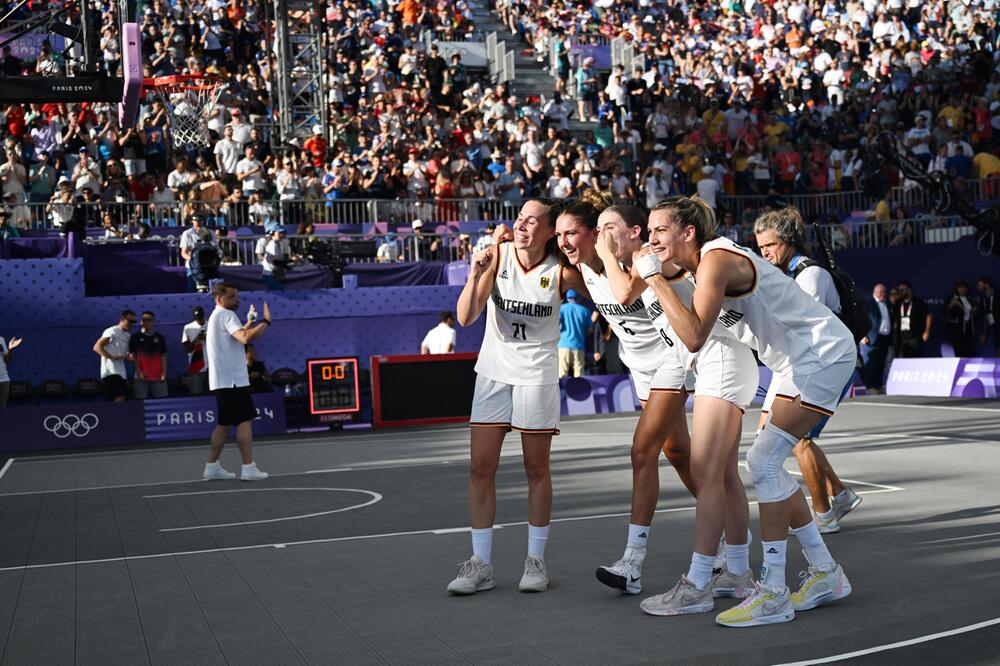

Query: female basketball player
[
  {"left": 448, "top": 198, "right": 587, "bottom": 595},
  {"left": 593, "top": 200, "right": 759, "bottom": 614},
  {"left": 635, "top": 196, "right": 853, "bottom": 627},
  {"left": 554, "top": 194, "right": 698, "bottom": 594}
]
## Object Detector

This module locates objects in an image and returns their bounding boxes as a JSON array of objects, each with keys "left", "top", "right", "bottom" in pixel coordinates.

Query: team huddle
[{"left": 451, "top": 192, "right": 862, "bottom": 628}]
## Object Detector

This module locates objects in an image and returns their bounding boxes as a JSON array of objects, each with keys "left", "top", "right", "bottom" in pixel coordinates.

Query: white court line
[
  {"left": 0, "top": 486, "right": 899, "bottom": 573},
  {"left": 918, "top": 531, "right": 1000, "bottom": 545},
  {"left": 737, "top": 462, "right": 905, "bottom": 492},
  {"left": 0, "top": 459, "right": 13, "bottom": 483},
  {"left": 142, "top": 487, "right": 382, "bottom": 532},
  {"left": 774, "top": 616, "right": 1000, "bottom": 666},
  {"left": 845, "top": 401, "right": 1000, "bottom": 413}
]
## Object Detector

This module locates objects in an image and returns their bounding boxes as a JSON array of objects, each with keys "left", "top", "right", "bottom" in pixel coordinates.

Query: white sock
[
  {"left": 686, "top": 552, "right": 716, "bottom": 590},
  {"left": 527, "top": 523, "right": 549, "bottom": 559},
  {"left": 725, "top": 542, "right": 751, "bottom": 576},
  {"left": 471, "top": 527, "right": 493, "bottom": 565},
  {"left": 241, "top": 462, "right": 256, "bottom": 470},
  {"left": 792, "top": 521, "right": 835, "bottom": 568},
  {"left": 816, "top": 509, "right": 835, "bottom": 522},
  {"left": 761, "top": 540, "right": 787, "bottom": 588},
  {"left": 626, "top": 523, "right": 650, "bottom": 554},
  {"left": 205, "top": 461, "right": 220, "bottom": 469}
]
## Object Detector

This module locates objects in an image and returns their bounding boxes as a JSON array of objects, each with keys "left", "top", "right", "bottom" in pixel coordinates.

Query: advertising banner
[
  {"left": 143, "top": 392, "right": 287, "bottom": 442},
  {"left": 0, "top": 401, "right": 144, "bottom": 453},
  {"left": 435, "top": 42, "right": 488, "bottom": 69},
  {"left": 886, "top": 358, "right": 962, "bottom": 397},
  {"left": 950, "top": 358, "right": 1000, "bottom": 398}
]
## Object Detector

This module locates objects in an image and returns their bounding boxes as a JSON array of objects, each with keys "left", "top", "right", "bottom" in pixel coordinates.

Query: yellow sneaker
[
  {"left": 792, "top": 563, "right": 851, "bottom": 611},
  {"left": 715, "top": 582, "right": 795, "bottom": 627}
]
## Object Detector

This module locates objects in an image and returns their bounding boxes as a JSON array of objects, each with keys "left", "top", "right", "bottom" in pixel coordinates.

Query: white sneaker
[
  {"left": 518, "top": 556, "right": 549, "bottom": 592},
  {"left": 640, "top": 575, "right": 715, "bottom": 616},
  {"left": 832, "top": 487, "right": 862, "bottom": 522},
  {"left": 596, "top": 554, "right": 642, "bottom": 594},
  {"left": 710, "top": 568, "right": 754, "bottom": 599},
  {"left": 240, "top": 463, "right": 269, "bottom": 481},
  {"left": 815, "top": 511, "right": 841, "bottom": 534},
  {"left": 203, "top": 463, "right": 236, "bottom": 480},
  {"left": 792, "top": 562, "right": 852, "bottom": 611},
  {"left": 447, "top": 556, "right": 495, "bottom": 595}
]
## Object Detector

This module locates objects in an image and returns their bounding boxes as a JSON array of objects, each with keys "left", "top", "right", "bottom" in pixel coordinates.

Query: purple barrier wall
[
  {"left": 0, "top": 392, "right": 286, "bottom": 453},
  {"left": 0, "top": 262, "right": 485, "bottom": 385}
]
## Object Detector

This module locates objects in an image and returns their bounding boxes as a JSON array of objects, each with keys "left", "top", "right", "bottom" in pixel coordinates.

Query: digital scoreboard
[{"left": 306, "top": 357, "right": 361, "bottom": 416}]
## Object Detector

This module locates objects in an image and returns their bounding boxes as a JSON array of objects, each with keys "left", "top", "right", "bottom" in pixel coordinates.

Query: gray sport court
[{"left": 0, "top": 395, "right": 998, "bottom": 665}]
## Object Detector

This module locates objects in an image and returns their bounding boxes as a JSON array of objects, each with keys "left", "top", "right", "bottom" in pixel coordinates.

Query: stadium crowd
[{"left": 0, "top": 0, "right": 996, "bottom": 239}]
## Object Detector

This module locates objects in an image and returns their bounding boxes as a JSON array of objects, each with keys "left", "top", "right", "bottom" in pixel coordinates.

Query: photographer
[{"left": 259, "top": 225, "right": 292, "bottom": 290}]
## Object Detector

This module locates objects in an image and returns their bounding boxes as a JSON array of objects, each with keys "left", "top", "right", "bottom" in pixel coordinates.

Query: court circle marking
[{"left": 142, "top": 487, "right": 383, "bottom": 532}]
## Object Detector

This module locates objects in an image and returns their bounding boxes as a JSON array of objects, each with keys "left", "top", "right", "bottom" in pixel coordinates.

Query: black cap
[{"left": 192, "top": 306, "right": 205, "bottom": 317}]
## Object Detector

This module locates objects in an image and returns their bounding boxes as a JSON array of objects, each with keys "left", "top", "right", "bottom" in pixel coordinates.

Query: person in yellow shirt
[
  {"left": 763, "top": 114, "right": 788, "bottom": 147},
  {"left": 973, "top": 151, "right": 1000, "bottom": 179},
  {"left": 702, "top": 99, "right": 726, "bottom": 136},
  {"left": 974, "top": 151, "right": 1000, "bottom": 199},
  {"left": 938, "top": 96, "right": 966, "bottom": 133}
]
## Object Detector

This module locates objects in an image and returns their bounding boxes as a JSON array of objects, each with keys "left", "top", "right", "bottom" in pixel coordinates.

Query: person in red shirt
[
  {"left": 5, "top": 104, "right": 25, "bottom": 137},
  {"left": 774, "top": 141, "right": 802, "bottom": 194},
  {"left": 303, "top": 126, "right": 328, "bottom": 168},
  {"left": 128, "top": 310, "right": 169, "bottom": 399}
]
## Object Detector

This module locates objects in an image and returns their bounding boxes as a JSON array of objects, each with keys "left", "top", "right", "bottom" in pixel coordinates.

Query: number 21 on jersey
[{"left": 511, "top": 322, "right": 527, "bottom": 340}]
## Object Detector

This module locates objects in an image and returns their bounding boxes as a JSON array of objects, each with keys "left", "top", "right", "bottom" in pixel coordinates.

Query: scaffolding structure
[{"left": 270, "top": 0, "right": 327, "bottom": 146}]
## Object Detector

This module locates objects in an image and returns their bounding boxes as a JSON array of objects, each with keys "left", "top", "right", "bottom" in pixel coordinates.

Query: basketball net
[{"left": 148, "top": 77, "right": 224, "bottom": 150}]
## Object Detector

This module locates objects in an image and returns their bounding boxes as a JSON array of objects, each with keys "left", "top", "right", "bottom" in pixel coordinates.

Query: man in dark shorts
[
  {"left": 203, "top": 282, "right": 273, "bottom": 481},
  {"left": 93, "top": 310, "right": 136, "bottom": 401}
]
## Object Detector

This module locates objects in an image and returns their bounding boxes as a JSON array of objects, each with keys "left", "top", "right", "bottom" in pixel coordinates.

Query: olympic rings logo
[{"left": 42, "top": 413, "right": 100, "bottom": 438}]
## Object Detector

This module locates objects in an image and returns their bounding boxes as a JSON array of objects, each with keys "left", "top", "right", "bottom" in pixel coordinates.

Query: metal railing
[
  {"left": 719, "top": 177, "right": 999, "bottom": 219},
  {"left": 810, "top": 217, "right": 973, "bottom": 251},
  {"left": 84, "top": 231, "right": 479, "bottom": 267},
  {"left": 75, "top": 215, "right": 974, "bottom": 276},
  {"left": 9, "top": 184, "right": 995, "bottom": 236}
]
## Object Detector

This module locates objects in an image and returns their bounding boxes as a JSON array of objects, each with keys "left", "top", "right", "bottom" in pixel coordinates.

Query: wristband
[
  {"left": 261, "top": 318, "right": 271, "bottom": 326},
  {"left": 634, "top": 252, "right": 662, "bottom": 280}
]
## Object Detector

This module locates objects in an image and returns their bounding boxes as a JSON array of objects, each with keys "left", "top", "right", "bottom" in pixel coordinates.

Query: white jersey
[
  {"left": 697, "top": 237, "right": 855, "bottom": 375},
  {"left": 641, "top": 270, "right": 693, "bottom": 367},
  {"left": 581, "top": 262, "right": 666, "bottom": 373},
  {"left": 474, "top": 242, "right": 562, "bottom": 385}
]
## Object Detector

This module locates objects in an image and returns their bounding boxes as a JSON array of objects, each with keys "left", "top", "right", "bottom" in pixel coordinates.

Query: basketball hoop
[{"left": 144, "top": 74, "right": 225, "bottom": 150}]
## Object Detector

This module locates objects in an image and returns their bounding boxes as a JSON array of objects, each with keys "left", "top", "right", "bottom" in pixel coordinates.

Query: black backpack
[{"left": 791, "top": 225, "right": 869, "bottom": 344}]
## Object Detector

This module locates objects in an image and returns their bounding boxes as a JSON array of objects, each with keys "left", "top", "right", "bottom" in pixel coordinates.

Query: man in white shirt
[
  {"left": 182, "top": 306, "right": 209, "bottom": 396},
  {"left": 904, "top": 115, "right": 932, "bottom": 168},
  {"left": 695, "top": 166, "right": 720, "bottom": 211},
  {"left": 421, "top": 311, "right": 457, "bottom": 354},
  {"left": 228, "top": 109, "right": 252, "bottom": 146},
  {"left": 167, "top": 157, "right": 198, "bottom": 198},
  {"left": 92, "top": 310, "right": 136, "bottom": 401},
  {"left": 213, "top": 125, "right": 242, "bottom": 188},
  {"left": 236, "top": 145, "right": 267, "bottom": 194},
  {"left": 203, "top": 282, "right": 272, "bottom": 481}
]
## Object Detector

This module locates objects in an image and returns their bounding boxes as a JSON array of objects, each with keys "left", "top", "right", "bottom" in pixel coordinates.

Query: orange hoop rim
[{"left": 143, "top": 74, "right": 225, "bottom": 93}]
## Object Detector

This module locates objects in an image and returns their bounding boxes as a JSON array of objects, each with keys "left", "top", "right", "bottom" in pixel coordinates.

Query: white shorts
[
  {"left": 761, "top": 355, "right": 855, "bottom": 416},
  {"left": 691, "top": 335, "right": 759, "bottom": 412},
  {"left": 469, "top": 374, "right": 560, "bottom": 434},
  {"left": 630, "top": 362, "right": 693, "bottom": 402}
]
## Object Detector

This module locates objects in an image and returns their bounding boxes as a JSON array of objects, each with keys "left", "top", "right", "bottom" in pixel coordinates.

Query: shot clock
[{"left": 306, "top": 357, "right": 361, "bottom": 415}]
